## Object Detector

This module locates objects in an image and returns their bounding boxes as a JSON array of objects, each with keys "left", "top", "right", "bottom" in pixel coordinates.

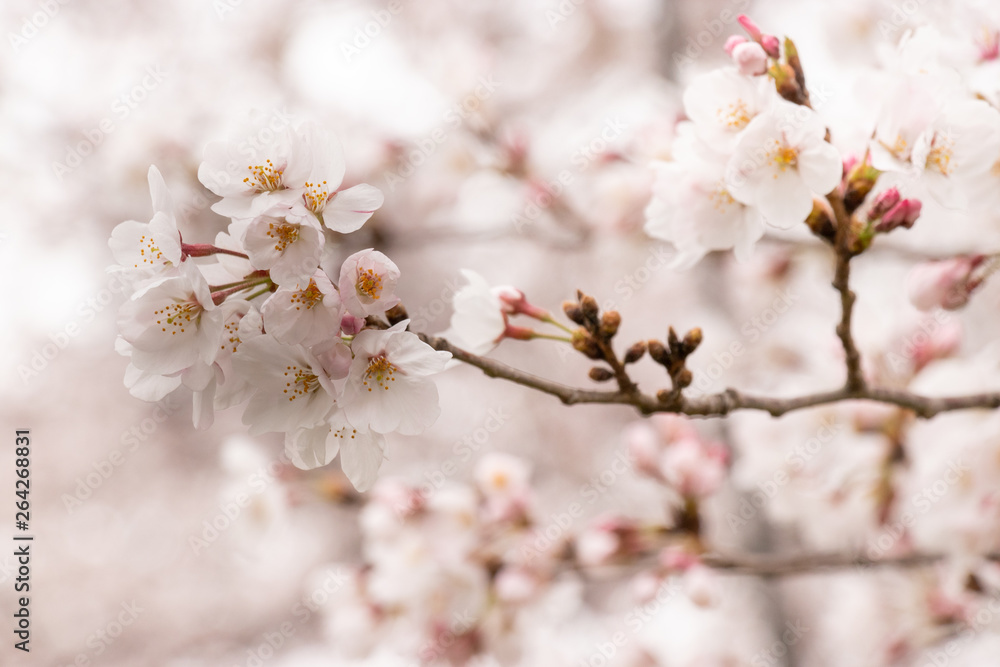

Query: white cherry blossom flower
[
  {"left": 286, "top": 411, "right": 387, "bottom": 491},
  {"left": 683, "top": 68, "right": 773, "bottom": 153},
  {"left": 260, "top": 270, "right": 343, "bottom": 346},
  {"left": 241, "top": 207, "right": 325, "bottom": 286},
  {"left": 341, "top": 322, "right": 451, "bottom": 435},
  {"left": 109, "top": 165, "right": 182, "bottom": 280},
  {"left": 726, "top": 99, "right": 842, "bottom": 228},
  {"left": 338, "top": 249, "right": 401, "bottom": 318},
  {"left": 441, "top": 269, "right": 508, "bottom": 355},
  {"left": 645, "top": 127, "right": 763, "bottom": 268},
  {"left": 232, "top": 334, "right": 338, "bottom": 435},
  {"left": 117, "top": 263, "right": 224, "bottom": 376}
]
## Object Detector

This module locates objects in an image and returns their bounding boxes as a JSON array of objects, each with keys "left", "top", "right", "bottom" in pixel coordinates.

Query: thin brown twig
[{"left": 418, "top": 334, "right": 1000, "bottom": 419}]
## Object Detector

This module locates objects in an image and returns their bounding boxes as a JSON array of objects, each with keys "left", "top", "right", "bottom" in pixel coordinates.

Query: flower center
[
  {"left": 363, "top": 354, "right": 397, "bottom": 392},
  {"left": 135, "top": 233, "right": 167, "bottom": 268},
  {"left": 331, "top": 426, "right": 359, "bottom": 441},
  {"left": 220, "top": 319, "right": 241, "bottom": 353},
  {"left": 718, "top": 99, "right": 751, "bottom": 131},
  {"left": 768, "top": 140, "right": 799, "bottom": 175},
  {"left": 283, "top": 365, "right": 320, "bottom": 402},
  {"left": 290, "top": 279, "right": 324, "bottom": 311},
  {"left": 356, "top": 268, "right": 383, "bottom": 302},
  {"left": 267, "top": 221, "right": 299, "bottom": 253},
  {"left": 710, "top": 181, "right": 737, "bottom": 212},
  {"left": 244, "top": 159, "right": 284, "bottom": 192},
  {"left": 926, "top": 134, "right": 955, "bottom": 176},
  {"left": 154, "top": 301, "right": 203, "bottom": 336},
  {"left": 302, "top": 181, "right": 331, "bottom": 213},
  {"left": 881, "top": 134, "right": 909, "bottom": 160}
]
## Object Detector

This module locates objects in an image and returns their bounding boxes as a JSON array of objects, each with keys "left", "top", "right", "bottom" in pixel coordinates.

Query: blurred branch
[
  {"left": 702, "top": 550, "right": 1000, "bottom": 578},
  {"left": 418, "top": 334, "right": 1000, "bottom": 419}
]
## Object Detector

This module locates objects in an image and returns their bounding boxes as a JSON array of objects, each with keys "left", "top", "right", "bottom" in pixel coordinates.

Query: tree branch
[
  {"left": 418, "top": 334, "right": 1000, "bottom": 419},
  {"left": 829, "top": 193, "right": 866, "bottom": 393},
  {"left": 701, "top": 550, "right": 1000, "bottom": 578}
]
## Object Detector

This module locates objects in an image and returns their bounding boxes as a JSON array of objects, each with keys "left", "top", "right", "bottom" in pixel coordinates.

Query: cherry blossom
[
  {"left": 338, "top": 248, "right": 401, "bottom": 319},
  {"left": 340, "top": 322, "right": 451, "bottom": 435},
  {"left": 241, "top": 207, "right": 325, "bottom": 286},
  {"left": 726, "top": 99, "right": 843, "bottom": 228},
  {"left": 682, "top": 68, "right": 773, "bottom": 153},
  {"left": 231, "top": 334, "right": 338, "bottom": 435},
  {"left": 441, "top": 269, "right": 508, "bottom": 354},
  {"left": 117, "top": 262, "right": 224, "bottom": 377},
  {"left": 260, "top": 270, "right": 342, "bottom": 346},
  {"left": 285, "top": 412, "right": 387, "bottom": 491},
  {"left": 108, "top": 165, "right": 182, "bottom": 281}
]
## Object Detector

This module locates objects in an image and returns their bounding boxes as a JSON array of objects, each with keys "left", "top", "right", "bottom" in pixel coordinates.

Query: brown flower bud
[
  {"left": 580, "top": 294, "right": 599, "bottom": 324},
  {"left": 656, "top": 389, "right": 674, "bottom": 403},
  {"left": 588, "top": 367, "right": 614, "bottom": 382},
  {"left": 599, "top": 311, "right": 621, "bottom": 339},
  {"left": 673, "top": 368, "right": 693, "bottom": 389},
  {"left": 572, "top": 330, "right": 602, "bottom": 360},
  {"left": 563, "top": 301, "right": 585, "bottom": 325},
  {"left": 623, "top": 341, "right": 647, "bottom": 364},
  {"left": 385, "top": 303, "right": 409, "bottom": 326},
  {"left": 682, "top": 327, "right": 703, "bottom": 355},
  {"left": 647, "top": 339, "right": 669, "bottom": 366}
]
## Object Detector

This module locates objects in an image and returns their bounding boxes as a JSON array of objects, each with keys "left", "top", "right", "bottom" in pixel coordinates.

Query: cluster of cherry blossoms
[
  {"left": 109, "top": 121, "right": 451, "bottom": 491},
  {"left": 318, "top": 430, "right": 730, "bottom": 664},
  {"left": 644, "top": 15, "right": 1000, "bottom": 277}
]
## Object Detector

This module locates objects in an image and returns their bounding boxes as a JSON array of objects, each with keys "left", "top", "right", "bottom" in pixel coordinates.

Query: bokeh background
[{"left": 5, "top": 0, "right": 1000, "bottom": 665}]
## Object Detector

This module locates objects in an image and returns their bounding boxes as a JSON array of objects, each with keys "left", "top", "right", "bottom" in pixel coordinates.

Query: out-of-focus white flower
[
  {"left": 117, "top": 262, "right": 223, "bottom": 376},
  {"left": 285, "top": 411, "right": 387, "bottom": 491},
  {"left": 909, "top": 100, "right": 1000, "bottom": 208},
  {"left": 108, "top": 165, "right": 182, "bottom": 281},
  {"left": 232, "top": 334, "right": 338, "bottom": 435},
  {"left": 644, "top": 128, "right": 763, "bottom": 268},
  {"left": 241, "top": 208, "right": 325, "bottom": 286},
  {"left": 682, "top": 68, "right": 772, "bottom": 153},
  {"left": 660, "top": 435, "right": 729, "bottom": 499},
  {"left": 341, "top": 322, "right": 451, "bottom": 435},
  {"left": 441, "top": 269, "right": 508, "bottom": 355},
  {"left": 726, "top": 99, "right": 842, "bottom": 229},
  {"left": 338, "top": 248, "right": 401, "bottom": 319},
  {"left": 260, "top": 271, "right": 343, "bottom": 346},
  {"left": 574, "top": 515, "right": 641, "bottom": 567}
]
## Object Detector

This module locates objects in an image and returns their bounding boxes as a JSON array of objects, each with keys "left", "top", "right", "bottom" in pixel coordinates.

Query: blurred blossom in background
[{"left": 6, "top": 0, "right": 1000, "bottom": 665}]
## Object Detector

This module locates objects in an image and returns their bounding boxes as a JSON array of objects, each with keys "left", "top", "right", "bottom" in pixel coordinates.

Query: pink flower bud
[
  {"left": 876, "top": 198, "right": 922, "bottom": 232},
  {"left": 842, "top": 154, "right": 859, "bottom": 175},
  {"left": 910, "top": 319, "right": 962, "bottom": 373},
  {"left": 732, "top": 41, "right": 768, "bottom": 76},
  {"left": 340, "top": 312, "right": 366, "bottom": 335},
  {"left": 737, "top": 14, "right": 762, "bottom": 40},
  {"left": 908, "top": 256, "right": 985, "bottom": 311},
  {"left": 493, "top": 285, "right": 551, "bottom": 320},
  {"left": 867, "top": 187, "right": 901, "bottom": 222},
  {"left": 760, "top": 34, "right": 781, "bottom": 58},
  {"left": 724, "top": 34, "right": 747, "bottom": 56}
]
